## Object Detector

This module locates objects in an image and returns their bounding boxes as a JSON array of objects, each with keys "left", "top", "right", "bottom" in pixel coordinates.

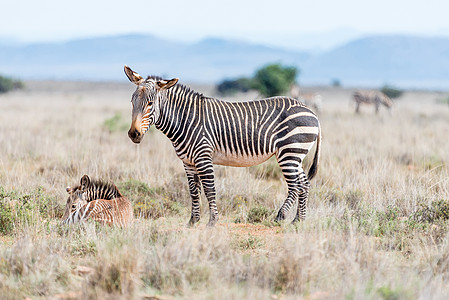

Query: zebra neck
[{"left": 155, "top": 84, "right": 203, "bottom": 142}]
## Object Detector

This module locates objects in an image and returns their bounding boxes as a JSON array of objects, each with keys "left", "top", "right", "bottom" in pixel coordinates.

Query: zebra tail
[{"left": 307, "top": 125, "right": 321, "bottom": 181}]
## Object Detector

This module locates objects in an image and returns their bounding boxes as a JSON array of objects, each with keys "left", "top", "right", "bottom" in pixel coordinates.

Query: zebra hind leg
[
  {"left": 184, "top": 164, "right": 202, "bottom": 226},
  {"left": 292, "top": 171, "right": 310, "bottom": 223},
  {"left": 275, "top": 185, "right": 299, "bottom": 222},
  {"left": 274, "top": 159, "right": 304, "bottom": 222}
]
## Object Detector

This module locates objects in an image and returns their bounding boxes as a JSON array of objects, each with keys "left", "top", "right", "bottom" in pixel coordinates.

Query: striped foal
[
  {"left": 62, "top": 175, "right": 134, "bottom": 227},
  {"left": 124, "top": 66, "right": 321, "bottom": 226}
]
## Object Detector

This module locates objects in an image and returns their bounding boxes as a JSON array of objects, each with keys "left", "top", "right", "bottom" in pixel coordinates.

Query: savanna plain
[{"left": 0, "top": 81, "right": 449, "bottom": 299}]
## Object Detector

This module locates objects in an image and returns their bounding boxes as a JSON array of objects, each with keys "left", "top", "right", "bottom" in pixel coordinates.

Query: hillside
[
  {"left": 1, "top": 34, "right": 449, "bottom": 88},
  {"left": 0, "top": 34, "right": 308, "bottom": 83},
  {"left": 303, "top": 35, "right": 449, "bottom": 87}
]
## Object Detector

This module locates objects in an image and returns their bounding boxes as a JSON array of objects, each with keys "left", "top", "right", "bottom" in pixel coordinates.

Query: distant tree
[
  {"left": 253, "top": 63, "right": 298, "bottom": 97},
  {"left": 380, "top": 85, "right": 403, "bottom": 99},
  {"left": 217, "top": 77, "right": 254, "bottom": 96},
  {"left": 0, "top": 75, "right": 24, "bottom": 94}
]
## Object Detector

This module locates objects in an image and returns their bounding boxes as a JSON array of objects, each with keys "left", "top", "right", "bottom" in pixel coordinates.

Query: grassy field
[{"left": 0, "top": 81, "right": 449, "bottom": 299}]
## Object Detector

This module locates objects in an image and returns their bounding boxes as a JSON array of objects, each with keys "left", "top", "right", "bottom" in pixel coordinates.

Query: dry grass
[{"left": 1, "top": 81, "right": 449, "bottom": 299}]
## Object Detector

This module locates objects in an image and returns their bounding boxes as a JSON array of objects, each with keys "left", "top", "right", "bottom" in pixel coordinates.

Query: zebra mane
[
  {"left": 146, "top": 75, "right": 204, "bottom": 100},
  {"left": 146, "top": 75, "right": 164, "bottom": 81},
  {"left": 171, "top": 83, "right": 204, "bottom": 99},
  {"left": 76, "top": 179, "right": 122, "bottom": 200}
]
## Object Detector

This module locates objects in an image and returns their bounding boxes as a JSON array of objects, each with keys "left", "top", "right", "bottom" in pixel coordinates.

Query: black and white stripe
[{"left": 125, "top": 66, "right": 321, "bottom": 225}]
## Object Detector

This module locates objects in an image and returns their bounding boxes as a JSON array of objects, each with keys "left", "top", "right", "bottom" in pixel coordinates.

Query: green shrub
[
  {"left": 0, "top": 75, "right": 23, "bottom": 93},
  {"left": 0, "top": 186, "right": 62, "bottom": 235},
  {"left": 412, "top": 200, "right": 449, "bottom": 223},
  {"left": 118, "top": 179, "right": 182, "bottom": 219},
  {"left": 377, "top": 286, "right": 403, "bottom": 300},
  {"left": 380, "top": 85, "right": 403, "bottom": 99},
  {"left": 247, "top": 206, "right": 270, "bottom": 224},
  {"left": 236, "top": 235, "right": 264, "bottom": 250},
  {"left": 216, "top": 77, "right": 254, "bottom": 96},
  {"left": 103, "top": 113, "right": 129, "bottom": 133},
  {"left": 253, "top": 63, "right": 298, "bottom": 97}
]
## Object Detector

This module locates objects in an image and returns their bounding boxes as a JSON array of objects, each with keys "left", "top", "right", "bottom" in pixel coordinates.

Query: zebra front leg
[
  {"left": 195, "top": 158, "right": 218, "bottom": 226},
  {"left": 292, "top": 172, "right": 310, "bottom": 223},
  {"left": 184, "top": 163, "right": 201, "bottom": 226}
]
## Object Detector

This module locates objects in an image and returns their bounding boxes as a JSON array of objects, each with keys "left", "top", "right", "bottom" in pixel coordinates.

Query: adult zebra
[
  {"left": 124, "top": 66, "right": 321, "bottom": 226},
  {"left": 353, "top": 90, "right": 393, "bottom": 114}
]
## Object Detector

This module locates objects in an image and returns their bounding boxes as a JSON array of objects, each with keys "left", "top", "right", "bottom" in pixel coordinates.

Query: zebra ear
[
  {"left": 156, "top": 78, "right": 179, "bottom": 90},
  {"left": 124, "top": 65, "right": 144, "bottom": 85},
  {"left": 66, "top": 186, "right": 72, "bottom": 193},
  {"left": 80, "top": 175, "right": 90, "bottom": 191}
]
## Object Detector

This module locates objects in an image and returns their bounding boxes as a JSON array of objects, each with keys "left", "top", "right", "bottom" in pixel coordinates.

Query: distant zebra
[
  {"left": 290, "top": 84, "right": 322, "bottom": 113},
  {"left": 353, "top": 90, "right": 393, "bottom": 114},
  {"left": 62, "top": 175, "right": 134, "bottom": 227},
  {"left": 124, "top": 66, "right": 321, "bottom": 226}
]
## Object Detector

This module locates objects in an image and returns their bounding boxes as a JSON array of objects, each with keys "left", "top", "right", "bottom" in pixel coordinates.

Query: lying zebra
[
  {"left": 353, "top": 90, "right": 393, "bottom": 114},
  {"left": 62, "top": 175, "right": 134, "bottom": 227}
]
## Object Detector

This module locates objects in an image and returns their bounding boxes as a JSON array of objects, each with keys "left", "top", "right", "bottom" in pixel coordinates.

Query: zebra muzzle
[{"left": 128, "top": 127, "right": 143, "bottom": 143}]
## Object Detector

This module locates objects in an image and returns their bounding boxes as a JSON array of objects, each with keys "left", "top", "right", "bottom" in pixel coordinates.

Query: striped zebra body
[
  {"left": 125, "top": 66, "right": 321, "bottom": 226},
  {"left": 63, "top": 175, "right": 134, "bottom": 227},
  {"left": 353, "top": 90, "right": 393, "bottom": 114}
]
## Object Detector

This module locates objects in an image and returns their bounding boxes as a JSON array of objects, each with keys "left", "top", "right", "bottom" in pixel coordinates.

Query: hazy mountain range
[{"left": 1, "top": 34, "right": 449, "bottom": 89}]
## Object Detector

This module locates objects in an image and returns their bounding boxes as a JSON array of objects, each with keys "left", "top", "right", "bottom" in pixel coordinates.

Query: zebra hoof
[
  {"left": 291, "top": 216, "right": 305, "bottom": 224},
  {"left": 187, "top": 217, "right": 200, "bottom": 227},
  {"left": 274, "top": 211, "right": 286, "bottom": 223},
  {"left": 206, "top": 218, "right": 218, "bottom": 227},
  {"left": 291, "top": 217, "right": 301, "bottom": 224}
]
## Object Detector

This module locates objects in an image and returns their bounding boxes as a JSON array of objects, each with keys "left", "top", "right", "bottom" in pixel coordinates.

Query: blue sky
[{"left": 1, "top": 0, "right": 448, "bottom": 50}]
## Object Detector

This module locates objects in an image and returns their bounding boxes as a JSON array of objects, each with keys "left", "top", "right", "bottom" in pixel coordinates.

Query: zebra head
[
  {"left": 124, "top": 65, "right": 179, "bottom": 144},
  {"left": 62, "top": 175, "right": 90, "bottom": 220}
]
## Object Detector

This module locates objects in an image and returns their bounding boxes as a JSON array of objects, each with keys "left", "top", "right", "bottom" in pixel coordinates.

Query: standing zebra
[
  {"left": 62, "top": 175, "right": 134, "bottom": 227},
  {"left": 353, "top": 90, "right": 393, "bottom": 114},
  {"left": 124, "top": 66, "right": 321, "bottom": 226}
]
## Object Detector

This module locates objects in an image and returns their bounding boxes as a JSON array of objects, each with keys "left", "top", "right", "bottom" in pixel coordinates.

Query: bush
[
  {"left": 380, "top": 85, "right": 403, "bottom": 99},
  {"left": 247, "top": 206, "right": 270, "bottom": 224},
  {"left": 0, "top": 186, "right": 62, "bottom": 235},
  {"left": 117, "top": 179, "right": 182, "bottom": 219},
  {"left": 0, "top": 75, "right": 24, "bottom": 93},
  {"left": 216, "top": 77, "right": 254, "bottom": 96},
  {"left": 253, "top": 63, "right": 298, "bottom": 97},
  {"left": 412, "top": 200, "right": 449, "bottom": 223},
  {"left": 103, "top": 113, "right": 129, "bottom": 133}
]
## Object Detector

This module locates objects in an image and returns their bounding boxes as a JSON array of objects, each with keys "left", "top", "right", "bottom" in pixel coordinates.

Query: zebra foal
[
  {"left": 124, "top": 66, "right": 321, "bottom": 226},
  {"left": 62, "top": 175, "right": 134, "bottom": 227}
]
